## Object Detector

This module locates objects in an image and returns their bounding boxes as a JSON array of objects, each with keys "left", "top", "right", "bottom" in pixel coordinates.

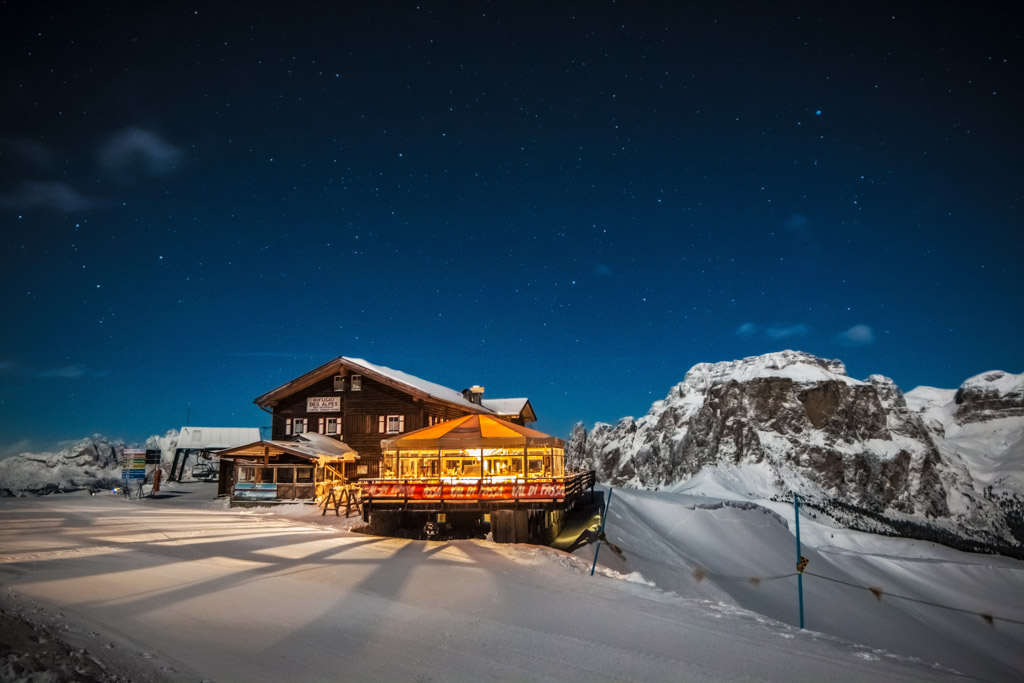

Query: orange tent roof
[{"left": 381, "top": 414, "right": 564, "bottom": 450}]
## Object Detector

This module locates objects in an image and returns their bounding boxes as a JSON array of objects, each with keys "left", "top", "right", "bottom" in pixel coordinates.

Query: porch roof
[{"left": 218, "top": 433, "right": 359, "bottom": 463}]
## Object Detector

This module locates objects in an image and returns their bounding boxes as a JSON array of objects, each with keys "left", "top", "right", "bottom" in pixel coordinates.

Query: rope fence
[
  {"left": 599, "top": 533, "right": 1024, "bottom": 627},
  {"left": 588, "top": 490, "right": 1023, "bottom": 630},
  {"left": 801, "top": 569, "right": 1024, "bottom": 627}
]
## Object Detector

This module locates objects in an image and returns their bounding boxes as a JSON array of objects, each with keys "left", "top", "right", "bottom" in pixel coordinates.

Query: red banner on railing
[{"left": 361, "top": 480, "right": 568, "bottom": 501}]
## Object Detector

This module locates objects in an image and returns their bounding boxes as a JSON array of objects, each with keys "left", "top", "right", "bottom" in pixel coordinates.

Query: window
[
  {"left": 400, "top": 459, "right": 418, "bottom": 478},
  {"left": 287, "top": 418, "right": 307, "bottom": 435},
  {"left": 276, "top": 468, "right": 294, "bottom": 483},
  {"left": 333, "top": 375, "right": 345, "bottom": 391},
  {"left": 296, "top": 467, "right": 314, "bottom": 484},
  {"left": 379, "top": 414, "right": 405, "bottom": 434},
  {"left": 350, "top": 374, "right": 362, "bottom": 391},
  {"left": 322, "top": 417, "right": 340, "bottom": 436},
  {"left": 192, "top": 429, "right": 203, "bottom": 442}
]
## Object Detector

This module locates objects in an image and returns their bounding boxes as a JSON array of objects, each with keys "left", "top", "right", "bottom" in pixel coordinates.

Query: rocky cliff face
[
  {"left": 0, "top": 436, "right": 124, "bottom": 495},
  {"left": 0, "top": 430, "right": 181, "bottom": 496},
  {"left": 954, "top": 370, "right": 1024, "bottom": 424},
  {"left": 569, "top": 351, "right": 1024, "bottom": 557}
]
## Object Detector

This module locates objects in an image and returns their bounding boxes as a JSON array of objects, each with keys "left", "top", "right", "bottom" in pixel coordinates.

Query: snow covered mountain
[
  {"left": 568, "top": 350, "right": 1024, "bottom": 557},
  {"left": 0, "top": 436, "right": 124, "bottom": 495},
  {"left": 0, "top": 431, "right": 179, "bottom": 496}
]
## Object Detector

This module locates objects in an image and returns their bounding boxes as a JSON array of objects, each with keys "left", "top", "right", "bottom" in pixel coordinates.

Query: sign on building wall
[
  {"left": 307, "top": 396, "right": 341, "bottom": 412},
  {"left": 233, "top": 483, "right": 278, "bottom": 500}
]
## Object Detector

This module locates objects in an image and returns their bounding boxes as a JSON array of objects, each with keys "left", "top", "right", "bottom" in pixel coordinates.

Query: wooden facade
[{"left": 254, "top": 357, "right": 535, "bottom": 481}]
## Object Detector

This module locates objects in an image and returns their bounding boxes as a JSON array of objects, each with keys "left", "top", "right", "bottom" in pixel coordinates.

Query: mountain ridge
[{"left": 567, "top": 350, "right": 1024, "bottom": 557}]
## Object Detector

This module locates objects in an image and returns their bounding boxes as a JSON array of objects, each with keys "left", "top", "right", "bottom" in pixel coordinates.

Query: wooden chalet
[{"left": 252, "top": 357, "right": 537, "bottom": 482}]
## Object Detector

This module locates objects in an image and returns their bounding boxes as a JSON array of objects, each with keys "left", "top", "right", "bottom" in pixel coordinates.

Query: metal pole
[
  {"left": 590, "top": 487, "right": 614, "bottom": 576},
  {"left": 795, "top": 493, "right": 805, "bottom": 629}
]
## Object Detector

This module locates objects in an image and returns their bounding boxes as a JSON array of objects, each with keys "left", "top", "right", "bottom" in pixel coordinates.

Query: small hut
[{"left": 216, "top": 432, "right": 358, "bottom": 503}]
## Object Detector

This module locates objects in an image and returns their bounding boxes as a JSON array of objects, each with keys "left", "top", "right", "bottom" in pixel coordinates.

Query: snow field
[{"left": 0, "top": 488, "right": 999, "bottom": 682}]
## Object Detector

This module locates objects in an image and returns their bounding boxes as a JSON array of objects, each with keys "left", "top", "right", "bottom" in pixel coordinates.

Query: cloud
[
  {"left": 98, "top": 127, "right": 184, "bottom": 175},
  {"left": 766, "top": 324, "right": 811, "bottom": 339},
  {"left": 36, "top": 364, "right": 108, "bottom": 379},
  {"left": 0, "top": 181, "right": 101, "bottom": 212},
  {"left": 839, "top": 324, "right": 875, "bottom": 345},
  {"left": 736, "top": 322, "right": 810, "bottom": 339},
  {"left": 38, "top": 365, "right": 90, "bottom": 379}
]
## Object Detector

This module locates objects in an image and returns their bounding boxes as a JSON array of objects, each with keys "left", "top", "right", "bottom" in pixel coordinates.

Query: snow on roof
[
  {"left": 289, "top": 432, "right": 358, "bottom": 459},
  {"left": 218, "top": 433, "right": 358, "bottom": 461},
  {"left": 343, "top": 357, "right": 497, "bottom": 414},
  {"left": 177, "top": 426, "right": 261, "bottom": 451},
  {"left": 481, "top": 398, "right": 530, "bottom": 415}
]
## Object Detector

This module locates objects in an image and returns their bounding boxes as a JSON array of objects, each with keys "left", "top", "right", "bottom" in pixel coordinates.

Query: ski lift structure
[{"left": 168, "top": 426, "right": 262, "bottom": 482}]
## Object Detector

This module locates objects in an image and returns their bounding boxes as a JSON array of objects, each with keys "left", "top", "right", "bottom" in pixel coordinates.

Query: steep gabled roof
[
  {"left": 481, "top": 398, "right": 536, "bottom": 422},
  {"left": 346, "top": 357, "right": 488, "bottom": 413},
  {"left": 254, "top": 357, "right": 523, "bottom": 417}
]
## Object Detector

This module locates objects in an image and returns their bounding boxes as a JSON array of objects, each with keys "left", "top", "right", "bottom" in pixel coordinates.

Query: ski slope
[{"left": 0, "top": 484, "right": 1021, "bottom": 681}]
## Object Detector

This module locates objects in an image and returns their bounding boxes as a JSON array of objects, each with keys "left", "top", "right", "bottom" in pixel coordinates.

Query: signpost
[{"left": 122, "top": 449, "right": 148, "bottom": 497}]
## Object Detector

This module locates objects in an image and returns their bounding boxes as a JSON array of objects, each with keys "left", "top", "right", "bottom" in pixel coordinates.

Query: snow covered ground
[{"left": 2, "top": 483, "right": 1022, "bottom": 681}]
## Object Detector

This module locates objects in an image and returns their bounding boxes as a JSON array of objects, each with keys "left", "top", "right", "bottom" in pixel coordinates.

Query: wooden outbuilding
[{"left": 215, "top": 432, "right": 358, "bottom": 503}]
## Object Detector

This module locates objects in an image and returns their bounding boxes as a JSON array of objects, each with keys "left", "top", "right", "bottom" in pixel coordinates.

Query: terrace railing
[{"left": 361, "top": 470, "right": 596, "bottom": 505}]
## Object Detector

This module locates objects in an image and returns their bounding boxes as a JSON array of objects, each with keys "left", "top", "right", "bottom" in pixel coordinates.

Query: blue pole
[
  {"left": 590, "top": 487, "right": 614, "bottom": 576},
  {"left": 795, "top": 493, "right": 805, "bottom": 629}
]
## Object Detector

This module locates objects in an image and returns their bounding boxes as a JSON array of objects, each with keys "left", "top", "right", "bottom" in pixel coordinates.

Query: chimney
[{"left": 462, "top": 385, "right": 485, "bottom": 405}]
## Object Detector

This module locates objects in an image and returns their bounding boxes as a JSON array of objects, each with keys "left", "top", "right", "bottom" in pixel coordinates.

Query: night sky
[{"left": 2, "top": 2, "right": 1021, "bottom": 454}]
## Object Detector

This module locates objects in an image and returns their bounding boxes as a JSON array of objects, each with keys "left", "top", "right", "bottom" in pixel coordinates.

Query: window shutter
[
  {"left": 318, "top": 418, "right": 324, "bottom": 433},
  {"left": 399, "top": 415, "right": 405, "bottom": 432},
  {"left": 378, "top": 415, "right": 385, "bottom": 433},
  {"left": 285, "top": 418, "right": 292, "bottom": 435}
]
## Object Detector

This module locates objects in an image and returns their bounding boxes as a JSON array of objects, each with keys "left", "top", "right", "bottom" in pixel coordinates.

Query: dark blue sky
[{"left": 1, "top": 2, "right": 1021, "bottom": 453}]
